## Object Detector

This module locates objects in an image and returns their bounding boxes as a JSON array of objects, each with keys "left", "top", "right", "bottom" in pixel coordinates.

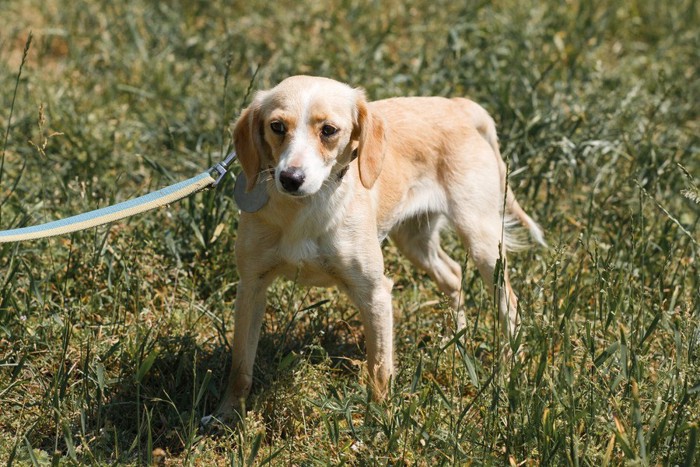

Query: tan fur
[
  {"left": 214, "top": 76, "right": 545, "bottom": 421},
  {"left": 233, "top": 100, "right": 266, "bottom": 191}
]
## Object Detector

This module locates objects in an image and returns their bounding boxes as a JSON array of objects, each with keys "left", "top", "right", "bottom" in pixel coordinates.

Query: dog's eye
[
  {"left": 321, "top": 124, "right": 338, "bottom": 137},
  {"left": 270, "top": 121, "right": 286, "bottom": 135}
]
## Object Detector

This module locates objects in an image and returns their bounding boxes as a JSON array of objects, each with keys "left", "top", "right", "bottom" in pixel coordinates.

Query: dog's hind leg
[
  {"left": 390, "top": 213, "right": 467, "bottom": 333},
  {"left": 449, "top": 204, "right": 519, "bottom": 338}
]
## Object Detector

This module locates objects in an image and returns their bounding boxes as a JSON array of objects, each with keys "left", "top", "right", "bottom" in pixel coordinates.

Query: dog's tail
[
  {"left": 456, "top": 98, "right": 547, "bottom": 249},
  {"left": 503, "top": 188, "right": 547, "bottom": 249}
]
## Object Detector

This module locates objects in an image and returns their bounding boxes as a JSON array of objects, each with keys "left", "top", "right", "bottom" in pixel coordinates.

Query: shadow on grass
[{"left": 98, "top": 312, "right": 366, "bottom": 459}]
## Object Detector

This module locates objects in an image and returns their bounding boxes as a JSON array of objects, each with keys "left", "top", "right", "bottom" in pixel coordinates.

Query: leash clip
[{"left": 210, "top": 151, "right": 238, "bottom": 187}]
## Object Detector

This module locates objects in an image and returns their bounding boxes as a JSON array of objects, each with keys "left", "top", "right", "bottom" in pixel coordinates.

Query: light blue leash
[{"left": 0, "top": 152, "right": 238, "bottom": 243}]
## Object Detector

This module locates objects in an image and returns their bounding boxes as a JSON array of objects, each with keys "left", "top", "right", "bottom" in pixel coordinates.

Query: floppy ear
[
  {"left": 354, "top": 93, "right": 386, "bottom": 189},
  {"left": 233, "top": 99, "right": 266, "bottom": 192}
]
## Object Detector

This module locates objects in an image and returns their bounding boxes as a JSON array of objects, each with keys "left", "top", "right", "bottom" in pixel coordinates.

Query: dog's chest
[
  {"left": 273, "top": 213, "right": 345, "bottom": 287},
  {"left": 278, "top": 234, "right": 321, "bottom": 264},
  {"left": 262, "top": 183, "right": 363, "bottom": 287},
  {"left": 277, "top": 237, "right": 341, "bottom": 287}
]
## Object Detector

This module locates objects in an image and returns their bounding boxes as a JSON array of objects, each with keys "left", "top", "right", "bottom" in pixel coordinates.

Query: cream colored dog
[{"left": 215, "top": 75, "right": 544, "bottom": 420}]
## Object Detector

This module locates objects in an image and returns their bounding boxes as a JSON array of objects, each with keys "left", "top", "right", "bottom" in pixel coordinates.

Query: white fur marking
[{"left": 275, "top": 86, "right": 333, "bottom": 196}]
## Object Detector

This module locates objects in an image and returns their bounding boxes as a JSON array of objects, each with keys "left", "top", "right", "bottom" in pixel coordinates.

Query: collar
[{"left": 337, "top": 149, "right": 358, "bottom": 181}]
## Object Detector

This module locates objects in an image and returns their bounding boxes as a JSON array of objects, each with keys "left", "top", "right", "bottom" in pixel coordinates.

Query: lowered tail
[{"left": 456, "top": 98, "right": 547, "bottom": 249}]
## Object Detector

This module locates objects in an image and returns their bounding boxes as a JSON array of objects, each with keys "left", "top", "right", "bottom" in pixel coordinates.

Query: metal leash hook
[
  {"left": 211, "top": 150, "right": 269, "bottom": 212},
  {"left": 210, "top": 151, "right": 238, "bottom": 187}
]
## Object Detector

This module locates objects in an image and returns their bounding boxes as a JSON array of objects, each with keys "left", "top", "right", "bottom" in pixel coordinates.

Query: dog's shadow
[{"left": 100, "top": 307, "right": 365, "bottom": 458}]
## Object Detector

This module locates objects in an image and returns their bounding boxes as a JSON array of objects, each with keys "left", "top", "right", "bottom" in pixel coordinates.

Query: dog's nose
[{"left": 279, "top": 167, "right": 305, "bottom": 193}]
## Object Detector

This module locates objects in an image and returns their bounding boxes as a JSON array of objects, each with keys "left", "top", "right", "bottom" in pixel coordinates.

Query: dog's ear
[
  {"left": 233, "top": 97, "right": 266, "bottom": 192},
  {"left": 354, "top": 92, "right": 386, "bottom": 189}
]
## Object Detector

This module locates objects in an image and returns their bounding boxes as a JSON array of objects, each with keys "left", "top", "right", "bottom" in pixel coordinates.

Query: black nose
[{"left": 279, "top": 167, "right": 305, "bottom": 193}]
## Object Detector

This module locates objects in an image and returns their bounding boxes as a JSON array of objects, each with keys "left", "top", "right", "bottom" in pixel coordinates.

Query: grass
[{"left": 0, "top": 0, "right": 698, "bottom": 464}]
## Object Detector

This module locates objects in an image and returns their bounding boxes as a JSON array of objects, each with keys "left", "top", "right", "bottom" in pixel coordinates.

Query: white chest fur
[
  {"left": 271, "top": 180, "right": 355, "bottom": 281},
  {"left": 276, "top": 232, "right": 340, "bottom": 288}
]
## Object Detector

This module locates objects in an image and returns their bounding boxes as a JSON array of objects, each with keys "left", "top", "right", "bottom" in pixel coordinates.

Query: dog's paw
[
  {"left": 199, "top": 411, "right": 243, "bottom": 432},
  {"left": 200, "top": 414, "right": 215, "bottom": 429},
  {"left": 200, "top": 398, "right": 246, "bottom": 431}
]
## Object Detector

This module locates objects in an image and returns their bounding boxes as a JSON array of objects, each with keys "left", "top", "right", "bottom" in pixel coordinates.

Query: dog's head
[{"left": 233, "top": 75, "right": 386, "bottom": 197}]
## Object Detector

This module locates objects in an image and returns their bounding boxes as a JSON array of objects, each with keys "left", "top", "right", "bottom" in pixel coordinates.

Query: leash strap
[{"left": 0, "top": 152, "right": 236, "bottom": 243}]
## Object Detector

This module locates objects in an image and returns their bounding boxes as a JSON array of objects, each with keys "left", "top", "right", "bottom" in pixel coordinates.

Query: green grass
[{"left": 0, "top": 0, "right": 698, "bottom": 464}]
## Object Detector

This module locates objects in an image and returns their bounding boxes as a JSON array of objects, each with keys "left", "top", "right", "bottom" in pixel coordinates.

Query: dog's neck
[
  {"left": 261, "top": 166, "right": 357, "bottom": 264},
  {"left": 335, "top": 149, "right": 358, "bottom": 182}
]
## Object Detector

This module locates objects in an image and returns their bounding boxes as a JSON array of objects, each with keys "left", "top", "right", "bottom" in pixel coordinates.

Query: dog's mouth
[
  {"left": 279, "top": 188, "right": 309, "bottom": 198},
  {"left": 273, "top": 154, "right": 354, "bottom": 198}
]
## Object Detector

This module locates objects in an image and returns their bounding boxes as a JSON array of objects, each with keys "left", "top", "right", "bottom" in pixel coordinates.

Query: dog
[{"left": 214, "top": 75, "right": 545, "bottom": 420}]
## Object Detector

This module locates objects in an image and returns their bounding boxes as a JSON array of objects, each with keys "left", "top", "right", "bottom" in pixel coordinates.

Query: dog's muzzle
[{"left": 278, "top": 167, "right": 306, "bottom": 194}]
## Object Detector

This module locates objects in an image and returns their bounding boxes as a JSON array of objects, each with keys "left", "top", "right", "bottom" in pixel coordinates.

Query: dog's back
[{"left": 368, "top": 96, "right": 544, "bottom": 248}]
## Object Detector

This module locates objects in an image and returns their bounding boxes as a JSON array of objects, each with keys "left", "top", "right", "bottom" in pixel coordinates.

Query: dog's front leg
[
  {"left": 347, "top": 273, "right": 395, "bottom": 400},
  {"left": 215, "top": 274, "right": 271, "bottom": 421}
]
